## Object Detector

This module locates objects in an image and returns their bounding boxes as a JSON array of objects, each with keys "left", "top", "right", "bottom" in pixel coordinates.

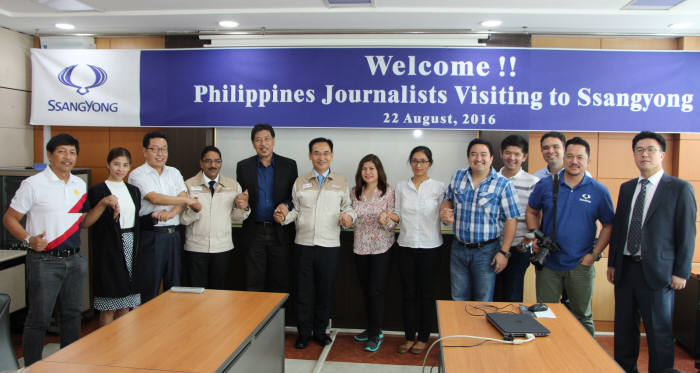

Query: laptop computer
[{"left": 486, "top": 312, "right": 551, "bottom": 340}]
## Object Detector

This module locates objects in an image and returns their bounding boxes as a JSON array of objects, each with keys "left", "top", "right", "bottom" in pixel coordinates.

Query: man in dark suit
[
  {"left": 608, "top": 131, "right": 697, "bottom": 373},
  {"left": 237, "top": 123, "right": 298, "bottom": 292}
]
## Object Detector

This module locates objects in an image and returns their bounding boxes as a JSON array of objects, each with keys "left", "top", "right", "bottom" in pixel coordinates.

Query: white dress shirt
[
  {"left": 623, "top": 168, "right": 664, "bottom": 256},
  {"left": 395, "top": 178, "right": 446, "bottom": 249},
  {"left": 128, "top": 163, "right": 186, "bottom": 226}
]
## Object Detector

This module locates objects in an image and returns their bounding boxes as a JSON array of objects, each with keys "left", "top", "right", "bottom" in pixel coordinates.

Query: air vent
[
  {"left": 32, "top": 0, "right": 95, "bottom": 11},
  {"left": 324, "top": 0, "right": 373, "bottom": 7},
  {"left": 622, "top": 0, "right": 685, "bottom": 10}
]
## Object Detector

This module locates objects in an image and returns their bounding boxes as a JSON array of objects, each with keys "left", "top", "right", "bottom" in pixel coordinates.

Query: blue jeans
[
  {"left": 450, "top": 240, "right": 499, "bottom": 301},
  {"left": 23, "top": 250, "right": 87, "bottom": 366}
]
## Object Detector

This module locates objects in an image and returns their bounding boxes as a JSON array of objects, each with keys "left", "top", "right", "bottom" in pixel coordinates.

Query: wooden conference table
[
  {"left": 437, "top": 301, "right": 622, "bottom": 372},
  {"left": 32, "top": 290, "right": 288, "bottom": 373}
]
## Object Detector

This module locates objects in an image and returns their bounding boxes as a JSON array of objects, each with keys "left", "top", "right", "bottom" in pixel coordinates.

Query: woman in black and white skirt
[{"left": 83, "top": 147, "right": 141, "bottom": 327}]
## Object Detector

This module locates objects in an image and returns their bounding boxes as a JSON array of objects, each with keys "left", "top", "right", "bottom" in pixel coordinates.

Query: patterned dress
[{"left": 93, "top": 180, "right": 141, "bottom": 311}]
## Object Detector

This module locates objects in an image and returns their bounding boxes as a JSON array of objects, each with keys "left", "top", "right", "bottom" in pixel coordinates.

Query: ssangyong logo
[
  {"left": 49, "top": 64, "right": 118, "bottom": 113},
  {"left": 58, "top": 64, "right": 108, "bottom": 95}
]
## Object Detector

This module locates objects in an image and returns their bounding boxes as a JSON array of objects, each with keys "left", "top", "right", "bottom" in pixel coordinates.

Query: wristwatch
[
  {"left": 591, "top": 252, "right": 602, "bottom": 261},
  {"left": 499, "top": 250, "right": 511, "bottom": 259},
  {"left": 23, "top": 234, "right": 30, "bottom": 247}
]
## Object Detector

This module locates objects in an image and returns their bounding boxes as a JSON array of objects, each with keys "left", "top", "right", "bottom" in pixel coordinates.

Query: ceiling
[{"left": 0, "top": 0, "right": 698, "bottom": 37}]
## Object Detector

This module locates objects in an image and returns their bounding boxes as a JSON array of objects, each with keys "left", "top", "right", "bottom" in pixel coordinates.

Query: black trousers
[
  {"left": 399, "top": 246, "right": 440, "bottom": 342},
  {"left": 136, "top": 229, "right": 181, "bottom": 303},
  {"left": 494, "top": 246, "right": 531, "bottom": 302},
  {"left": 184, "top": 250, "right": 232, "bottom": 290},
  {"left": 614, "top": 257, "right": 675, "bottom": 373},
  {"left": 294, "top": 244, "right": 340, "bottom": 338},
  {"left": 245, "top": 223, "right": 291, "bottom": 292},
  {"left": 354, "top": 250, "right": 391, "bottom": 338}
]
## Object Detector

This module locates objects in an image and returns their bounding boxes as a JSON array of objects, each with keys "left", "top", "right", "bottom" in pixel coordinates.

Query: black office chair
[{"left": 0, "top": 293, "right": 19, "bottom": 370}]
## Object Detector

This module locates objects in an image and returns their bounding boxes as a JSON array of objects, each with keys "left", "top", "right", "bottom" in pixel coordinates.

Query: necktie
[
  {"left": 317, "top": 175, "right": 325, "bottom": 188},
  {"left": 626, "top": 179, "right": 649, "bottom": 256},
  {"left": 208, "top": 180, "right": 216, "bottom": 195}
]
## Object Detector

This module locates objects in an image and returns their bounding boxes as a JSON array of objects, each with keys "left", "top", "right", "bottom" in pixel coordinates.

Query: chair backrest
[{"left": 0, "top": 293, "right": 19, "bottom": 370}]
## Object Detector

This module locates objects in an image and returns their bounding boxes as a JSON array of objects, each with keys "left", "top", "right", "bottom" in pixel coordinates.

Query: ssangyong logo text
[{"left": 48, "top": 64, "right": 119, "bottom": 113}]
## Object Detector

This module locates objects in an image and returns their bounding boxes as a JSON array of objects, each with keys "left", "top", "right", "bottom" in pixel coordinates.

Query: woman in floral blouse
[{"left": 350, "top": 154, "right": 396, "bottom": 352}]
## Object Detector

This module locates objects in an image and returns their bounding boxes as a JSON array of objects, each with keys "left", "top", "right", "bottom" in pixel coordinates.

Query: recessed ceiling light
[
  {"left": 623, "top": 0, "right": 685, "bottom": 10},
  {"left": 669, "top": 22, "right": 693, "bottom": 29},
  {"left": 36, "top": 0, "right": 95, "bottom": 11},
  {"left": 480, "top": 20, "right": 502, "bottom": 28},
  {"left": 218, "top": 20, "right": 239, "bottom": 28},
  {"left": 55, "top": 23, "right": 75, "bottom": 30}
]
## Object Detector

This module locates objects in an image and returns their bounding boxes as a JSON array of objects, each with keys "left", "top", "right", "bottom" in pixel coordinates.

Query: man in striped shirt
[
  {"left": 494, "top": 135, "right": 540, "bottom": 302},
  {"left": 440, "top": 138, "right": 522, "bottom": 301}
]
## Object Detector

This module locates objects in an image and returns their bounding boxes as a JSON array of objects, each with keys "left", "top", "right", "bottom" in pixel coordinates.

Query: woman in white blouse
[
  {"left": 391, "top": 146, "right": 446, "bottom": 355},
  {"left": 83, "top": 148, "right": 141, "bottom": 327}
]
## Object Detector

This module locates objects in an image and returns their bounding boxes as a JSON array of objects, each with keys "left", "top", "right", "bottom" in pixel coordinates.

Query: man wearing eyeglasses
[
  {"left": 276, "top": 137, "right": 355, "bottom": 349},
  {"left": 608, "top": 131, "right": 696, "bottom": 373},
  {"left": 129, "top": 131, "right": 199, "bottom": 303},
  {"left": 181, "top": 146, "right": 250, "bottom": 289}
]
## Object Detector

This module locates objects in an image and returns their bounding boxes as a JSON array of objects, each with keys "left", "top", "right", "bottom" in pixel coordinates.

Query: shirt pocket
[
  {"left": 454, "top": 188, "right": 469, "bottom": 204},
  {"left": 324, "top": 186, "right": 343, "bottom": 208},
  {"left": 477, "top": 193, "right": 499, "bottom": 214},
  {"left": 298, "top": 188, "right": 318, "bottom": 209}
]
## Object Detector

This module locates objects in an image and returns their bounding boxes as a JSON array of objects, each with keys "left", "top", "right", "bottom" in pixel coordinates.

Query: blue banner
[{"left": 138, "top": 47, "right": 700, "bottom": 132}]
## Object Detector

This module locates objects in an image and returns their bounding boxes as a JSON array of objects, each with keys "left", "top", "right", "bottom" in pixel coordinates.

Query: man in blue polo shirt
[
  {"left": 440, "top": 138, "right": 521, "bottom": 301},
  {"left": 526, "top": 136, "right": 614, "bottom": 336},
  {"left": 2, "top": 134, "right": 90, "bottom": 366}
]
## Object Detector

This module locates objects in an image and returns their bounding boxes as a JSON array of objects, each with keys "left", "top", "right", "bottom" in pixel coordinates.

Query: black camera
[{"left": 530, "top": 229, "right": 562, "bottom": 270}]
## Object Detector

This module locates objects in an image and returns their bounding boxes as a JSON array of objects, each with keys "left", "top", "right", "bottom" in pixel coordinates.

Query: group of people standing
[{"left": 3, "top": 126, "right": 695, "bottom": 373}]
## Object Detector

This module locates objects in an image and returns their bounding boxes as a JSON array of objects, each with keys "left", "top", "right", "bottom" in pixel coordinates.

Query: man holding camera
[{"left": 525, "top": 137, "right": 614, "bottom": 336}]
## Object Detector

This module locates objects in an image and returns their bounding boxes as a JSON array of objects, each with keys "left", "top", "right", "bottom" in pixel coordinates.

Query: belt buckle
[
  {"left": 263, "top": 221, "right": 273, "bottom": 228},
  {"left": 167, "top": 227, "right": 176, "bottom": 234},
  {"left": 52, "top": 248, "right": 74, "bottom": 258}
]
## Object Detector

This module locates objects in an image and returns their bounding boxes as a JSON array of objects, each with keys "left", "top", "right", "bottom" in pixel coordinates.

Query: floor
[{"left": 10, "top": 317, "right": 698, "bottom": 372}]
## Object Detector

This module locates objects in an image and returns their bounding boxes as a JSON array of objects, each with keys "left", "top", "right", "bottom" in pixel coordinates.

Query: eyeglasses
[
  {"left": 147, "top": 147, "right": 168, "bottom": 154},
  {"left": 202, "top": 159, "right": 222, "bottom": 164},
  {"left": 634, "top": 147, "right": 660, "bottom": 155},
  {"left": 410, "top": 159, "right": 430, "bottom": 165}
]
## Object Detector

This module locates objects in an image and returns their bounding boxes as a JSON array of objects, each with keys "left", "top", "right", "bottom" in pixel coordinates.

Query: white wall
[
  {"left": 216, "top": 127, "right": 478, "bottom": 188},
  {"left": 0, "top": 28, "right": 34, "bottom": 167}
]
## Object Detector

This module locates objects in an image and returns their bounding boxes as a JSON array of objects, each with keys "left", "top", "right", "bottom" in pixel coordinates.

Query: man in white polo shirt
[
  {"left": 494, "top": 134, "right": 540, "bottom": 302},
  {"left": 2, "top": 134, "right": 90, "bottom": 366},
  {"left": 128, "top": 131, "right": 199, "bottom": 303}
]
